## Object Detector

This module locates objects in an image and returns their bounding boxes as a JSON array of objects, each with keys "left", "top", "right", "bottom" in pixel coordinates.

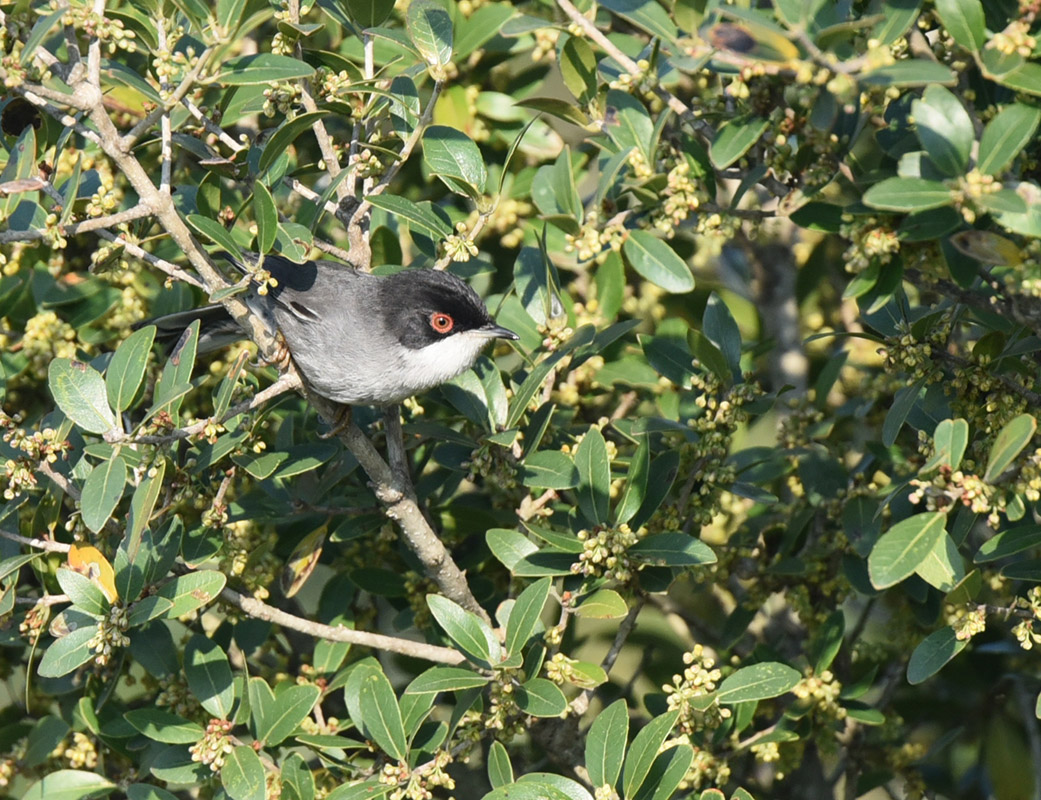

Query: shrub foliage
[{"left": 2, "top": 0, "right": 1041, "bottom": 798}]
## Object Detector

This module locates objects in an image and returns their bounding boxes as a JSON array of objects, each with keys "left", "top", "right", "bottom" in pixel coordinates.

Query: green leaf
[
  {"left": 623, "top": 231, "right": 694, "bottom": 293},
  {"left": 629, "top": 533, "right": 717, "bottom": 566},
  {"left": 21, "top": 770, "right": 116, "bottom": 800},
  {"left": 56, "top": 568, "right": 108, "bottom": 616},
  {"left": 521, "top": 450, "right": 579, "bottom": 490},
  {"left": 427, "top": 594, "right": 501, "bottom": 667},
  {"left": 863, "top": 177, "right": 952, "bottom": 212},
  {"left": 907, "top": 626, "right": 967, "bottom": 684},
  {"left": 406, "top": 666, "right": 490, "bottom": 693},
  {"left": 253, "top": 182, "right": 278, "bottom": 254},
  {"left": 984, "top": 413, "right": 1036, "bottom": 482},
  {"left": 575, "top": 427, "right": 611, "bottom": 526},
  {"left": 184, "top": 635, "right": 235, "bottom": 719},
  {"left": 19, "top": 8, "right": 66, "bottom": 65},
  {"left": 915, "top": 531, "right": 964, "bottom": 591},
  {"left": 187, "top": 215, "right": 246, "bottom": 262},
  {"left": 221, "top": 746, "right": 266, "bottom": 800},
  {"left": 911, "top": 85, "right": 972, "bottom": 176},
  {"left": 407, "top": 0, "right": 453, "bottom": 67},
  {"left": 703, "top": 293, "right": 741, "bottom": 380},
  {"left": 106, "top": 325, "right": 154, "bottom": 412},
  {"left": 586, "top": 698, "right": 629, "bottom": 788},
  {"left": 125, "top": 709, "right": 205, "bottom": 744},
  {"left": 615, "top": 437, "right": 650, "bottom": 526},
  {"left": 710, "top": 113, "right": 769, "bottom": 169},
  {"left": 868, "top": 512, "right": 948, "bottom": 589},
  {"left": 923, "top": 418, "right": 969, "bottom": 472},
  {"left": 933, "top": 0, "right": 985, "bottom": 52},
  {"left": 81, "top": 454, "right": 127, "bottom": 533},
  {"left": 605, "top": 90, "right": 654, "bottom": 165},
  {"left": 505, "top": 577, "right": 551, "bottom": 655},
  {"left": 422, "top": 125, "right": 486, "bottom": 195},
  {"left": 152, "top": 318, "right": 200, "bottom": 421},
  {"left": 882, "top": 375, "right": 927, "bottom": 447},
  {"left": 366, "top": 193, "right": 452, "bottom": 238},
  {"left": 810, "top": 610, "right": 845, "bottom": 674},
  {"left": 515, "top": 678, "right": 568, "bottom": 717},
  {"left": 259, "top": 111, "right": 329, "bottom": 175},
  {"left": 250, "top": 680, "right": 320, "bottom": 746},
  {"left": 716, "top": 662, "right": 801, "bottom": 704},
  {"left": 37, "top": 626, "right": 96, "bottom": 678},
  {"left": 974, "top": 525, "right": 1041, "bottom": 563},
  {"left": 126, "top": 784, "right": 180, "bottom": 800},
  {"left": 632, "top": 745, "right": 694, "bottom": 800},
  {"left": 325, "top": 781, "right": 391, "bottom": 800},
  {"left": 216, "top": 0, "right": 248, "bottom": 31},
  {"left": 155, "top": 570, "right": 226, "bottom": 619},
  {"left": 574, "top": 589, "right": 628, "bottom": 619},
  {"left": 218, "top": 53, "right": 315, "bottom": 85},
  {"left": 978, "top": 104, "right": 1041, "bottom": 176},
  {"left": 348, "top": 663, "right": 407, "bottom": 760},
  {"left": 49, "top": 358, "right": 117, "bottom": 434},
  {"left": 622, "top": 711, "right": 679, "bottom": 800},
  {"left": 488, "top": 740, "right": 513, "bottom": 788},
  {"left": 560, "top": 36, "right": 597, "bottom": 103},
  {"left": 861, "top": 60, "right": 956, "bottom": 86},
  {"left": 486, "top": 528, "right": 539, "bottom": 571},
  {"left": 0, "top": 551, "right": 42, "bottom": 582},
  {"left": 344, "top": 0, "right": 394, "bottom": 27}
]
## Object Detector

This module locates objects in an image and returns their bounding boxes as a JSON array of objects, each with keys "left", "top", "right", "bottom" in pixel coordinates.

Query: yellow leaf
[
  {"left": 949, "top": 230, "right": 1023, "bottom": 265},
  {"left": 280, "top": 526, "right": 327, "bottom": 598},
  {"left": 68, "top": 544, "right": 118, "bottom": 603}
]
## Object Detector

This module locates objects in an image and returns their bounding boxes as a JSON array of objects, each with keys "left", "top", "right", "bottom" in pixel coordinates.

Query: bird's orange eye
[{"left": 430, "top": 313, "right": 454, "bottom": 334}]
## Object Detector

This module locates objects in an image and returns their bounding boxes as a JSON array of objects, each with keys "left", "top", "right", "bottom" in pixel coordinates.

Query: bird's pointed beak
[{"left": 477, "top": 322, "right": 519, "bottom": 340}]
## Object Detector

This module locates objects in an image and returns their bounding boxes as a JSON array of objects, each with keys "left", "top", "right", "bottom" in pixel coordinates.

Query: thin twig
[
  {"left": 0, "top": 204, "right": 153, "bottom": 244},
  {"left": 112, "top": 371, "right": 302, "bottom": 445},
  {"left": 221, "top": 585, "right": 465, "bottom": 663},
  {"left": 97, "top": 230, "right": 207, "bottom": 290},
  {"left": 122, "top": 47, "right": 215, "bottom": 149},
  {"left": 181, "top": 97, "right": 246, "bottom": 153},
  {"left": 0, "top": 527, "right": 71, "bottom": 554},
  {"left": 571, "top": 598, "right": 645, "bottom": 716}
]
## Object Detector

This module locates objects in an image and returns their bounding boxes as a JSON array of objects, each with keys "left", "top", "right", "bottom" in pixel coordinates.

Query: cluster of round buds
[
  {"left": 663, "top": 645, "right": 729, "bottom": 734},
  {"left": 839, "top": 215, "right": 900, "bottom": 275},
  {"left": 572, "top": 523, "right": 642, "bottom": 583},
  {"left": 792, "top": 668, "right": 846, "bottom": 721},
  {"left": 189, "top": 719, "right": 234, "bottom": 772},
  {"left": 950, "top": 605, "right": 987, "bottom": 641},
  {"left": 88, "top": 603, "right": 130, "bottom": 666},
  {"left": 443, "top": 222, "right": 479, "bottom": 262},
  {"left": 908, "top": 466, "right": 993, "bottom": 515},
  {"left": 988, "top": 20, "right": 1037, "bottom": 57}
]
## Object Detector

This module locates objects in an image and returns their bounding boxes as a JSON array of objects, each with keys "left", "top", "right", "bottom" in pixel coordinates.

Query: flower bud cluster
[
  {"left": 663, "top": 645, "right": 729, "bottom": 734},
  {"left": 88, "top": 603, "right": 130, "bottom": 666},
  {"left": 189, "top": 719, "right": 234, "bottom": 772}
]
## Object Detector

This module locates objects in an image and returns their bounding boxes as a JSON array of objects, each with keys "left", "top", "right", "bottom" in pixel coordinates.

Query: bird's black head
[{"left": 380, "top": 269, "right": 516, "bottom": 349}]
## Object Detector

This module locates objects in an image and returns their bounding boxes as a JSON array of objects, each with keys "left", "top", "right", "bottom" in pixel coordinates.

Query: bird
[{"left": 149, "top": 253, "right": 518, "bottom": 406}]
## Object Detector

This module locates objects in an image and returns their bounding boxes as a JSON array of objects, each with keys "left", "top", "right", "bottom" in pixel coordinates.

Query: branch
[
  {"left": 122, "top": 47, "right": 214, "bottom": 150},
  {"left": 181, "top": 97, "right": 246, "bottom": 153},
  {"left": 97, "top": 230, "right": 207, "bottom": 290},
  {"left": 571, "top": 598, "right": 644, "bottom": 716},
  {"left": 555, "top": 0, "right": 712, "bottom": 138},
  {"left": 111, "top": 371, "right": 302, "bottom": 445},
  {"left": 12, "top": 87, "right": 101, "bottom": 143},
  {"left": 0, "top": 204, "right": 153, "bottom": 244},
  {"left": 0, "top": 527, "right": 71, "bottom": 553},
  {"left": 221, "top": 585, "right": 465, "bottom": 664}
]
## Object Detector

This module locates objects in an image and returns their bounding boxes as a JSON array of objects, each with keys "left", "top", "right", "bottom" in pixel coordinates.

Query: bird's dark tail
[{"left": 139, "top": 305, "right": 244, "bottom": 354}]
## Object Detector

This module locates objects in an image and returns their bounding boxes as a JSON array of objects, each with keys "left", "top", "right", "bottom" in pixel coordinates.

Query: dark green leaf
[
  {"left": 125, "top": 709, "right": 205, "bottom": 744},
  {"left": 622, "top": 711, "right": 678, "bottom": 800},
  {"left": 344, "top": 0, "right": 394, "bottom": 27},
  {"left": 907, "top": 626, "right": 966, "bottom": 684},
  {"left": 933, "top": 0, "right": 985, "bottom": 52},
  {"left": 488, "top": 740, "right": 513, "bottom": 788},
  {"left": 49, "top": 358, "right": 116, "bottom": 434},
  {"left": 21, "top": 770, "right": 116, "bottom": 800},
  {"left": 978, "top": 104, "right": 1041, "bottom": 176},
  {"left": 629, "top": 533, "right": 717, "bottom": 566},
  {"left": 184, "top": 635, "right": 235, "bottom": 719},
  {"left": 716, "top": 662, "right": 801, "bottom": 704},
  {"left": 974, "top": 525, "right": 1041, "bottom": 563},
  {"left": 253, "top": 183, "right": 277, "bottom": 254},
  {"left": 221, "top": 746, "right": 265, "bottom": 800},
  {"left": 868, "top": 512, "right": 948, "bottom": 589},
  {"left": 911, "top": 85, "right": 972, "bottom": 176},
  {"left": 427, "top": 594, "right": 501, "bottom": 667},
  {"left": 405, "top": 667, "right": 490, "bottom": 694},
  {"left": 710, "top": 114, "right": 769, "bottom": 169},
  {"left": 575, "top": 427, "right": 611, "bottom": 526},
  {"left": 56, "top": 568, "right": 108, "bottom": 616},
  {"left": 586, "top": 698, "right": 629, "bottom": 788},
  {"left": 623, "top": 231, "right": 694, "bottom": 293},
  {"left": 218, "top": 54, "right": 315, "bottom": 85},
  {"left": 560, "top": 36, "right": 597, "bottom": 103},
  {"left": 37, "top": 627, "right": 96, "bottom": 678},
  {"left": 515, "top": 678, "right": 568, "bottom": 717},
  {"left": 407, "top": 0, "right": 453, "bottom": 67},
  {"left": 984, "top": 413, "right": 1036, "bottom": 482},
  {"left": 863, "top": 177, "right": 952, "bottom": 212},
  {"left": 81, "top": 454, "right": 126, "bottom": 534},
  {"left": 521, "top": 450, "right": 579, "bottom": 490},
  {"left": 155, "top": 571, "right": 226, "bottom": 619},
  {"left": 422, "top": 125, "right": 486, "bottom": 194},
  {"left": 505, "top": 577, "right": 551, "bottom": 655},
  {"left": 106, "top": 324, "right": 154, "bottom": 412}
]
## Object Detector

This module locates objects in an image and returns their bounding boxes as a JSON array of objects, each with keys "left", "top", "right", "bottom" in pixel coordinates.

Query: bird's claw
[{"left": 319, "top": 405, "right": 352, "bottom": 439}]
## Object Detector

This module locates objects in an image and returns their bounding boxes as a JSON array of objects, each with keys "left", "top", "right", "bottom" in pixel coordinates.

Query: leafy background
[{"left": 2, "top": 0, "right": 1041, "bottom": 798}]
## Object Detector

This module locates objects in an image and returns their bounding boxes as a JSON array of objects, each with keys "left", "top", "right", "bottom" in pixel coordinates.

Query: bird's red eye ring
[{"left": 430, "top": 313, "right": 454, "bottom": 334}]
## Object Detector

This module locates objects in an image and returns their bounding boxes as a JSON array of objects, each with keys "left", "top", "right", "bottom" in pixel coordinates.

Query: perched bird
[{"left": 150, "top": 254, "right": 518, "bottom": 406}]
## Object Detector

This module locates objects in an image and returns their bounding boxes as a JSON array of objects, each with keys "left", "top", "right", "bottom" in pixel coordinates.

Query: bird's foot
[{"left": 319, "top": 405, "right": 352, "bottom": 439}]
